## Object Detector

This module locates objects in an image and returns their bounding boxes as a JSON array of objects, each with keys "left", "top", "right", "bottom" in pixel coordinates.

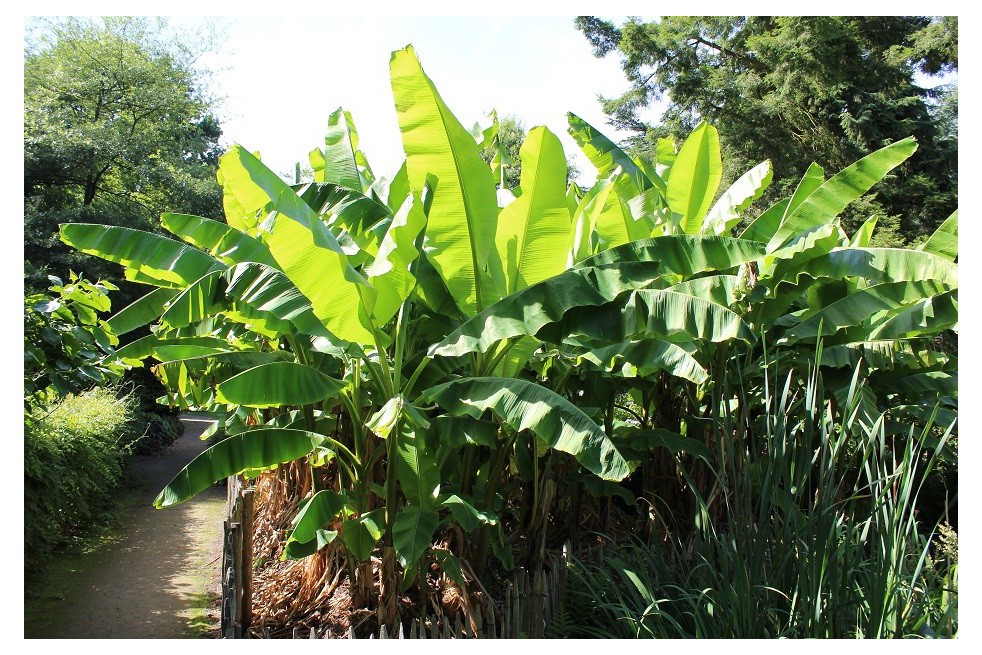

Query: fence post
[{"left": 241, "top": 488, "right": 254, "bottom": 632}]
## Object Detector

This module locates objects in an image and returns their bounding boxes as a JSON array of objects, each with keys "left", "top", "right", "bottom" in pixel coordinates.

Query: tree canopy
[
  {"left": 575, "top": 16, "right": 957, "bottom": 244},
  {"left": 24, "top": 17, "right": 225, "bottom": 299}
]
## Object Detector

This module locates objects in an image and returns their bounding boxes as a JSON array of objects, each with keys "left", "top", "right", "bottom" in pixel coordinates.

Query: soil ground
[{"left": 25, "top": 413, "right": 225, "bottom": 639}]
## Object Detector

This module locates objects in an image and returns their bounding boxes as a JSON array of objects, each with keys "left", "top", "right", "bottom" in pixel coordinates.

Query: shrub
[{"left": 24, "top": 387, "right": 136, "bottom": 568}]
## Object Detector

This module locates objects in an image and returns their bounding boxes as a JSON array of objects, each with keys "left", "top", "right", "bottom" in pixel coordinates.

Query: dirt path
[{"left": 25, "top": 414, "right": 226, "bottom": 639}]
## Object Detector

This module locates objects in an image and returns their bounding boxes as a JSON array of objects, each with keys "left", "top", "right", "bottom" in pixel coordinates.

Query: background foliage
[{"left": 574, "top": 16, "right": 957, "bottom": 245}]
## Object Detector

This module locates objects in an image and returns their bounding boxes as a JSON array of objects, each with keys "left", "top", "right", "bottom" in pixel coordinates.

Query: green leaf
[
  {"left": 850, "top": 216, "right": 878, "bottom": 248},
  {"left": 567, "top": 112, "right": 662, "bottom": 192},
  {"left": 667, "top": 122, "right": 723, "bottom": 234},
  {"left": 783, "top": 280, "right": 951, "bottom": 343},
  {"left": 220, "top": 146, "right": 373, "bottom": 344},
  {"left": 341, "top": 509, "right": 385, "bottom": 562},
  {"left": 575, "top": 234, "right": 766, "bottom": 275},
  {"left": 867, "top": 290, "right": 957, "bottom": 340},
  {"left": 578, "top": 339, "right": 708, "bottom": 384},
  {"left": 703, "top": 160, "right": 772, "bottom": 235},
  {"left": 321, "top": 107, "right": 363, "bottom": 190},
  {"left": 160, "top": 213, "right": 278, "bottom": 267},
  {"left": 780, "top": 248, "right": 958, "bottom": 288},
  {"left": 919, "top": 210, "right": 957, "bottom": 261},
  {"left": 106, "top": 288, "right": 181, "bottom": 336},
  {"left": 390, "top": 45, "right": 499, "bottom": 315},
  {"left": 392, "top": 506, "right": 439, "bottom": 569},
  {"left": 494, "top": 126, "right": 571, "bottom": 295},
  {"left": 365, "top": 192, "right": 427, "bottom": 323},
  {"left": 216, "top": 362, "right": 344, "bottom": 408},
  {"left": 283, "top": 490, "right": 347, "bottom": 560},
  {"left": 154, "top": 428, "right": 325, "bottom": 507},
  {"left": 768, "top": 138, "right": 918, "bottom": 250},
  {"left": 60, "top": 224, "right": 220, "bottom": 288},
  {"left": 439, "top": 494, "right": 498, "bottom": 532},
  {"left": 420, "top": 377, "right": 630, "bottom": 481},
  {"left": 396, "top": 424, "right": 441, "bottom": 508},
  {"left": 429, "top": 262, "right": 662, "bottom": 358},
  {"left": 223, "top": 262, "right": 332, "bottom": 338},
  {"left": 544, "top": 288, "right": 753, "bottom": 345}
]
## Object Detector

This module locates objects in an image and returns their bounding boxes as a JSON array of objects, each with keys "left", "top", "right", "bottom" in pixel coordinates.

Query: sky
[{"left": 171, "top": 16, "right": 658, "bottom": 185}]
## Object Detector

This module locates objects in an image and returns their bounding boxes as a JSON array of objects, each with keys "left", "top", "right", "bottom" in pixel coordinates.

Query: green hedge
[{"left": 24, "top": 387, "right": 135, "bottom": 568}]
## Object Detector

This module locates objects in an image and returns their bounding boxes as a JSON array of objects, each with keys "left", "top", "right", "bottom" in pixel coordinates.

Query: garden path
[{"left": 25, "top": 413, "right": 225, "bottom": 638}]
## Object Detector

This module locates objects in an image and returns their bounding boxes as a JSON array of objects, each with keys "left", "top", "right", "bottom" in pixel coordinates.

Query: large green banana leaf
[
  {"left": 106, "top": 287, "right": 180, "bottom": 336},
  {"left": 396, "top": 424, "right": 441, "bottom": 508},
  {"left": 576, "top": 234, "right": 766, "bottom": 276},
  {"left": 495, "top": 126, "right": 571, "bottom": 295},
  {"left": 154, "top": 428, "right": 326, "bottom": 507},
  {"left": 866, "top": 290, "right": 957, "bottom": 340},
  {"left": 393, "top": 506, "right": 440, "bottom": 569},
  {"left": 919, "top": 210, "right": 957, "bottom": 261},
  {"left": 429, "top": 261, "right": 662, "bottom": 358},
  {"left": 223, "top": 262, "right": 332, "bottom": 338},
  {"left": 220, "top": 146, "right": 373, "bottom": 344},
  {"left": 567, "top": 112, "right": 662, "bottom": 192},
  {"left": 577, "top": 339, "right": 709, "bottom": 384},
  {"left": 216, "top": 362, "right": 344, "bottom": 408},
  {"left": 390, "top": 45, "right": 499, "bottom": 315},
  {"left": 283, "top": 489, "right": 348, "bottom": 559},
  {"left": 595, "top": 179, "right": 651, "bottom": 250},
  {"left": 667, "top": 275, "right": 741, "bottom": 307},
  {"left": 667, "top": 121, "right": 722, "bottom": 234},
  {"left": 116, "top": 335, "right": 232, "bottom": 360},
  {"left": 160, "top": 213, "right": 278, "bottom": 267},
  {"left": 60, "top": 224, "right": 220, "bottom": 288},
  {"left": 420, "top": 377, "right": 630, "bottom": 481},
  {"left": 819, "top": 340, "right": 949, "bottom": 371},
  {"left": 780, "top": 247, "right": 958, "bottom": 288},
  {"left": 782, "top": 280, "right": 951, "bottom": 343},
  {"left": 703, "top": 160, "right": 772, "bottom": 235},
  {"left": 767, "top": 138, "right": 917, "bottom": 250},
  {"left": 739, "top": 197, "right": 790, "bottom": 243},
  {"left": 364, "top": 192, "right": 427, "bottom": 324},
  {"left": 543, "top": 289, "right": 753, "bottom": 345}
]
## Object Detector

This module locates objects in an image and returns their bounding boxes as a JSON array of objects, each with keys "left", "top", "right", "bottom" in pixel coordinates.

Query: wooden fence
[{"left": 222, "top": 477, "right": 569, "bottom": 639}]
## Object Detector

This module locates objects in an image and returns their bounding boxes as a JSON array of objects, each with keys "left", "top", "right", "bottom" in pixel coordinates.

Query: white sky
[{"left": 171, "top": 15, "right": 658, "bottom": 186}]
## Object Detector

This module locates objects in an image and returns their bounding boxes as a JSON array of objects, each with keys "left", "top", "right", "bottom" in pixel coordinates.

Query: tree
[
  {"left": 574, "top": 16, "right": 957, "bottom": 243},
  {"left": 24, "top": 17, "right": 225, "bottom": 300}
]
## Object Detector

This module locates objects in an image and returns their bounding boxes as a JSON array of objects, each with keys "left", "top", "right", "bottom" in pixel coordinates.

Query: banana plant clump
[{"left": 62, "top": 45, "right": 957, "bottom": 635}]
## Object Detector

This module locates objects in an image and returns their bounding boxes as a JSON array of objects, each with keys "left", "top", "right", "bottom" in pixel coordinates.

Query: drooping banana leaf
[
  {"left": 283, "top": 489, "right": 348, "bottom": 560},
  {"left": 866, "top": 290, "right": 957, "bottom": 340},
  {"left": 216, "top": 362, "right": 344, "bottom": 408},
  {"left": 575, "top": 234, "right": 766, "bottom": 276},
  {"left": 767, "top": 138, "right": 917, "bottom": 250},
  {"left": 106, "top": 287, "right": 181, "bottom": 336},
  {"left": 782, "top": 280, "right": 951, "bottom": 344},
  {"left": 667, "top": 121, "right": 722, "bottom": 234},
  {"left": 420, "top": 377, "right": 630, "bottom": 481},
  {"left": 60, "top": 224, "right": 220, "bottom": 288},
  {"left": 154, "top": 428, "right": 327, "bottom": 507},
  {"left": 222, "top": 262, "right": 333, "bottom": 338},
  {"left": 919, "top": 210, "right": 957, "bottom": 261},
  {"left": 438, "top": 494, "right": 498, "bottom": 532},
  {"left": 429, "top": 261, "right": 662, "bottom": 358},
  {"left": 390, "top": 45, "right": 500, "bottom": 315},
  {"left": 779, "top": 247, "right": 958, "bottom": 288},
  {"left": 577, "top": 339, "right": 709, "bottom": 384},
  {"left": 341, "top": 508, "right": 385, "bottom": 562},
  {"left": 160, "top": 213, "right": 278, "bottom": 267},
  {"left": 542, "top": 289, "right": 754, "bottom": 345}
]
